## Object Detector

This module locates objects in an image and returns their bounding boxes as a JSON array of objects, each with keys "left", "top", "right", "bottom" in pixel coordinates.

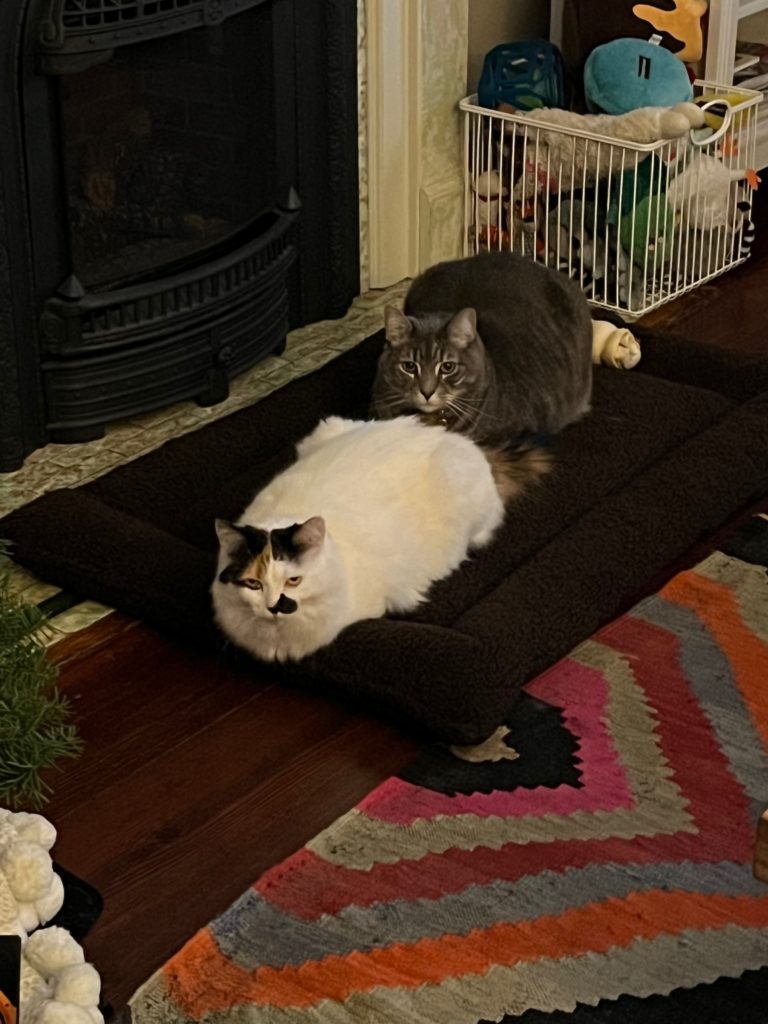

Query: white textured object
[
  {"left": 25, "top": 929, "right": 103, "bottom": 1024},
  {"left": 0, "top": 808, "right": 104, "bottom": 1024},
  {"left": 666, "top": 153, "right": 748, "bottom": 230},
  {"left": 0, "top": 809, "right": 61, "bottom": 937}
]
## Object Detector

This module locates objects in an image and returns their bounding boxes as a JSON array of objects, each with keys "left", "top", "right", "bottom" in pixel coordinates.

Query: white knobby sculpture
[{"left": 0, "top": 808, "right": 103, "bottom": 1024}]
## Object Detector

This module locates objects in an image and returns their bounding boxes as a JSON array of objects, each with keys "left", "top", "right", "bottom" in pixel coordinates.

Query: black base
[
  {"left": 49, "top": 864, "right": 103, "bottom": 941},
  {"left": 49, "top": 424, "right": 106, "bottom": 445}
]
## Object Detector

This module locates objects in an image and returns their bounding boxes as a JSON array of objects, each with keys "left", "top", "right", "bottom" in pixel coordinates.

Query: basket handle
[{"left": 691, "top": 100, "right": 734, "bottom": 148}]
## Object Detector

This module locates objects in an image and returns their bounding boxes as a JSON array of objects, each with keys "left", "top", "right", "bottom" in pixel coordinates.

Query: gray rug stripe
[
  {"left": 210, "top": 861, "right": 765, "bottom": 970},
  {"left": 129, "top": 925, "right": 768, "bottom": 1024},
  {"left": 308, "top": 639, "right": 693, "bottom": 870},
  {"left": 634, "top": 588, "right": 768, "bottom": 808}
]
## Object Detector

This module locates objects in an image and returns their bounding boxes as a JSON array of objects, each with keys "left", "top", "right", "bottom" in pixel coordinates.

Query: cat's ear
[
  {"left": 446, "top": 308, "right": 477, "bottom": 349},
  {"left": 384, "top": 306, "right": 413, "bottom": 348},
  {"left": 215, "top": 518, "right": 242, "bottom": 555},
  {"left": 293, "top": 516, "right": 326, "bottom": 554}
]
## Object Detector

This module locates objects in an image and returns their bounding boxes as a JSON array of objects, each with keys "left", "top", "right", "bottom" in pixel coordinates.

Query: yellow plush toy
[{"left": 632, "top": 0, "right": 708, "bottom": 63}]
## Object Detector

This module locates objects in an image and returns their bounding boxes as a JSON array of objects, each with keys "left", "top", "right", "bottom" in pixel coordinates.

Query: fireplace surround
[{"left": 0, "top": 0, "right": 359, "bottom": 470}]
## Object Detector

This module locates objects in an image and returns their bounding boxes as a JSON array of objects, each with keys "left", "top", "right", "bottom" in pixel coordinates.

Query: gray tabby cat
[{"left": 371, "top": 251, "right": 593, "bottom": 447}]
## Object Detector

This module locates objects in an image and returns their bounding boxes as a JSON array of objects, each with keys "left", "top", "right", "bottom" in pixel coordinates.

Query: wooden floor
[{"left": 40, "top": 193, "right": 768, "bottom": 1013}]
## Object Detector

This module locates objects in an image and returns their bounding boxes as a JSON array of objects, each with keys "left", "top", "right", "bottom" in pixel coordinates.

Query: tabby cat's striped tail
[{"left": 483, "top": 444, "right": 552, "bottom": 504}]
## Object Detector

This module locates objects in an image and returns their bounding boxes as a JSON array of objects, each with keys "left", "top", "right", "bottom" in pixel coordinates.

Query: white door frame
[
  {"left": 365, "top": 0, "right": 470, "bottom": 287},
  {"left": 366, "top": 0, "right": 422, "bottom": 286}
]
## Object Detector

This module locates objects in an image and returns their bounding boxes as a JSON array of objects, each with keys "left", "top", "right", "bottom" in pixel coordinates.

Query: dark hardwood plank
[
  {"left": 46, "top": 627, "right": 274, "bottom": 815},
  {"left": 638, "top": 254, "right": 768, "bottom": 349},
  {"left": 44, "top": 622, "right": 418, "bottom": 1010},
  {"left": 69, "top": 711, "right": 414, "bottom": 1007},
  {"left": 48, "top": 611, "right": 138, "bottom": 668},
  {"left": 637, "top": 184, "right": 768, "bottom": 347}
]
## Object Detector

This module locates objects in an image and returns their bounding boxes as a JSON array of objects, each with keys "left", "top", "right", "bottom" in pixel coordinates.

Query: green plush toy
[
  {"left": 619, "top": 190, "right": 675, "bottom": 267},
  {"left": 612, "top": 155, "right": 675, "bottom": 268}
]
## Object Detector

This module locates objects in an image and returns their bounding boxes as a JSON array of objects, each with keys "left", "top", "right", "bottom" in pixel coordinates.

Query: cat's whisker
[
  {"left": 448, "top": 397, "right": 508, "bottom": 422},
  {"left": 372, "top": 397, "right": 409, "bottom": 413},
  {"left": 446, "top": 397, "right": 510, "bottom": 425}
]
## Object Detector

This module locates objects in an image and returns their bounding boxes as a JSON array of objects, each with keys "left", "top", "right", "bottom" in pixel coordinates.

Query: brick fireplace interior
[{"left": 0, "top": 0, "right": 359, "bottom": 470}]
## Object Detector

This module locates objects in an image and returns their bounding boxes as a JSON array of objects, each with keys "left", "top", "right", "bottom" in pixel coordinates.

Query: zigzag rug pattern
[{"left": 129, "top": 517, "right": 768, "bottom": 1023}]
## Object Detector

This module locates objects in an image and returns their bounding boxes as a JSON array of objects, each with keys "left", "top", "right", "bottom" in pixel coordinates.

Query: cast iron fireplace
[{"left": 0, "top": 0, "right": 359, "bottom": 470}]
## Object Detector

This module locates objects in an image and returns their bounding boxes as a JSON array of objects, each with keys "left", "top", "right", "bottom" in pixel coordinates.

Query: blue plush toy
[{"left": 585, "top": 37, "right": 693, "bottom": 115}]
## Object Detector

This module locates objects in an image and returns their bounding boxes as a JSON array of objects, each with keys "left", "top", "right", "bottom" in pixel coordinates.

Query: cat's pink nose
[{"left": 420, "top": 386, "right": 435, "bottom": 401}]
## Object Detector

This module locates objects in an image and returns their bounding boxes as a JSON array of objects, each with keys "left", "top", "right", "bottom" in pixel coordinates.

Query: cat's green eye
[
  {"left": 400, "top": 360, "right": 417, "bottom": 375},
  {"left": 285, "top": 576, "right": 302, "bottom": 587},
  {"left": 441, "top": 361, "right": 457, "bottom": 374},
  {"left": 243, "top": 578, "right": 262, "bottom": 590}
]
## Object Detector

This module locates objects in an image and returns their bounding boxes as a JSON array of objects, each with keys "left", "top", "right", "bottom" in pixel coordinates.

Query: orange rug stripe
[
  {"left": 663, "top": 570, "right": 768, "bottom": 749},
  {"left": 164, "top": 890, "right": 768, "bottom": 1016}
]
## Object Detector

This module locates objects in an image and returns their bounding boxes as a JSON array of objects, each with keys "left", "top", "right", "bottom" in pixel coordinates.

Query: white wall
[{"left": 467, "top": 0, "right": 552, "bottom": 93}]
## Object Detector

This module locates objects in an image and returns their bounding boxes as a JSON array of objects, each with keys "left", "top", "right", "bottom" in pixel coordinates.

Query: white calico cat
[{"left": 212, "top": 415, "right": 519, "bottom": 662}]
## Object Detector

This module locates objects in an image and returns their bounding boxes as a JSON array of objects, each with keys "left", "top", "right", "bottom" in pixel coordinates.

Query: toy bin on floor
[{"left": 460, "top": 81, "right": 762, "bottom": 318}]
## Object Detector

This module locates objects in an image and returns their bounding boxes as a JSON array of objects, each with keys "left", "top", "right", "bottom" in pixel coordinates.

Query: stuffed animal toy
[
  {"left": 734, "top": 198, "right": 756, "bottom": 259},
  {"left": 511, "top": 157, "right": 559, "bottom": 202},
  {"left": 591, "top": 319, "right": 642, "bottom": 368},
  {"left": 472, "top": 169, "right": 508, "bottom": 230},
  {"left": 609, "top": 155, "right": 676, "bottom": 275},
  {"left": 514, "top": 102, "right": 704, "bottom": 186},
  {"left": 0, "top": 809, "right": 103, "bottom": 1024},
  {"left": 511, "top": 195, "right": 547, "bottom": 257},
  {"left": 666, "top": 152, "right": 756, "bottom": 231},
  {"left": 632, "top": 0, "right": 708, "bottom": 63},
  {"left": 547, "top": 200, "right": 640, "bottom": 306},
  {"left": 619, "top": 189, "right": 675, "bottom": 267},
  {"left": 659, "top": 208, "right": 752, "bottom": 294},
  {"left": 695, "top": 92, "right": 753, "bottom": 136},
  {"left": 478, "top": 39, "right": 567, "bottom": 112},
  {"left": 585, "top": 37, "right": 694, "bottom": 114},
  {"left": 547, "top": 198, "right": 610, "bottom": 296}
]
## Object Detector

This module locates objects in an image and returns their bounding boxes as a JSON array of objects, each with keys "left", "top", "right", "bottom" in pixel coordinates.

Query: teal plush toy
[{"left": 585, "top": 37, "right": 693, "bottom": 115}]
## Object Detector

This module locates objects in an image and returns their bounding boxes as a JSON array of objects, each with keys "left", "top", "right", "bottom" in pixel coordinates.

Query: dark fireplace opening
[
  {"left": 59, "top": 6, "right": 280, "bottom": 290},
  {"left": 0, "top": 0, "right": 359, "bottom": 471}
]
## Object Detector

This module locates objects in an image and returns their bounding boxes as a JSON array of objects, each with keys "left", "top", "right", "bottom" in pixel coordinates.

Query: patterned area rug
[{"left": 128, "top": 516, "right": 768, "bottom": 1023}]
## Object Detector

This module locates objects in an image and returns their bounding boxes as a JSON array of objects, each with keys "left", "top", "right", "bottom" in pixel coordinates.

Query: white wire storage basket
[{"left": 461, "top": 81, "right": 762, "bottom": 317}]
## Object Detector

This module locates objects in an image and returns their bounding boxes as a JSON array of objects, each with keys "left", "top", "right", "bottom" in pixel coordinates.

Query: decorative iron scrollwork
[
  {"left": 36, "top": 0, "right": 266, "bottom": 73},
  {"left": 203, "top": 0, "right": 225, "bottom": 26}
]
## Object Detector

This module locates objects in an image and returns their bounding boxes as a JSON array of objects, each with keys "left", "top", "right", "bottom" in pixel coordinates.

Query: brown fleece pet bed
[{"left": 3, "top": 329, "right": 768, "bottom": 743}]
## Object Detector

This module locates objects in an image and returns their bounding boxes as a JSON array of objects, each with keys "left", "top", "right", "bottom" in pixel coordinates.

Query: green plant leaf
[{"left": 0, "top": 540, "right": 83, "bottom": 809}]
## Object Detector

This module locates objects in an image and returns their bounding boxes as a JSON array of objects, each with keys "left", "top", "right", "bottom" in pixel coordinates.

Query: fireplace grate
[
  {"left": 39, "top": 206, "right": 298, "bottom": 441},
  {"left": 38, "top": 0, "right": 263, "bottom": 72},
  {"left": 63, "top": 0, "right": 201, "bottom": 29}
]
